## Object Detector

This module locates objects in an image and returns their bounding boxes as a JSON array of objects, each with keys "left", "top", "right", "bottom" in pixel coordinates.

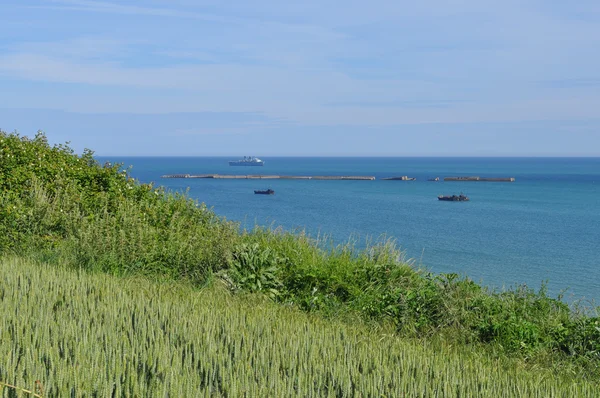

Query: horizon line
[{"left": 94, "top": 154, "right": 600, "bottom": 158}]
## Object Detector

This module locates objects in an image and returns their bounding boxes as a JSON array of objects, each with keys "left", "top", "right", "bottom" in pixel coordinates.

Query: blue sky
[{"left": 1, "top": 0, "right": 599, "bottom": 156}]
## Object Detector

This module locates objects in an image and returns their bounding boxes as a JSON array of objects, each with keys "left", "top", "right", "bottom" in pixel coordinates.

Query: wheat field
[{"left": 0, "top": 257, "right": 596, "bottom": 397}]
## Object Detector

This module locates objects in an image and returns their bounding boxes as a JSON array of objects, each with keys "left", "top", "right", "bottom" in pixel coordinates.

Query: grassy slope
[
  {"left": 1, "top": 257, "right": 597, "bottom": 397},
  {"left": 1, "top": 130, "right": 599, "bottom": 384}
]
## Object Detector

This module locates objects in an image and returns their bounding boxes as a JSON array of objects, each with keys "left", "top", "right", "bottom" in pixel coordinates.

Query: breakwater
[
  {"left": 444, "top": 176, "right": 515, "bottom": 182},
  {"left": 162, "top": 174, "right": 515, "bottom": 182}
]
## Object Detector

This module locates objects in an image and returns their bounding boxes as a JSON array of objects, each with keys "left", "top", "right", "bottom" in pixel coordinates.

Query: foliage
[
  {"left": 0, "top": 130, "right": 238, "bottom": 283},
  {"left": 225, "top": 243, "right": 285, "bottom": 299}
]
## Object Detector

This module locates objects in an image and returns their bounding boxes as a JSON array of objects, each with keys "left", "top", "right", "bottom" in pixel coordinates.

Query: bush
[
  {"left": 225, "top": 243, "right": 285, "bottom": 299},
  {"left": 0, "top": 130, "right": 238, "bottom": 283}
]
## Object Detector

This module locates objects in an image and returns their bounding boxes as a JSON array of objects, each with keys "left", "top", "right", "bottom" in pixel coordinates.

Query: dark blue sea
[{"left": 98, "top": 156, "right": 600, "bottom": 303}]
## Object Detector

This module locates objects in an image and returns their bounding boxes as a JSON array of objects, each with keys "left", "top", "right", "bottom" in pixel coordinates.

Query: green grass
[
  {"left": 1, "top": 256, "right": 598, "bottom": 397},
  {"left": 1, "top": 129, "right": 599, "bottom": 382}
]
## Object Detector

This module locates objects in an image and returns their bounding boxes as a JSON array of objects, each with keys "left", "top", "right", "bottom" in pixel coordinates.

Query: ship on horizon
[{"left": 229, "top": 156, "right": 264, "bottom": 166}]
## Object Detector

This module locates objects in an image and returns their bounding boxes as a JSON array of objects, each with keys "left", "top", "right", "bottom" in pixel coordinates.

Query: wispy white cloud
[
  {"left": 43, "top": 0, "right": 346, "bottom": 42},
  {"left": 7, "top": 36, "right": 130, "bottom": 60},
  {"left": 539, "top": 78, "right": 600, "bottom": 89},
  {"left": 168, "top": 127, "right": 248, "bottom": 137}
]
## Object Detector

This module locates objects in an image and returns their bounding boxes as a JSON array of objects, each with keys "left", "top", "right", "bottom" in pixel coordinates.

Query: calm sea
[{"left": 98, "top": 156, "right": 600, "bottom": 303}]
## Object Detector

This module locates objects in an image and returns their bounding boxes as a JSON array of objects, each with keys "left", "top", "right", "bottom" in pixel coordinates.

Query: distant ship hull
[
  {"left": 254, "top": 189, "right": 274, "bottom": 195},
  {"left": 229, "top": 162, "right": 264, "bottom": 166},
  {"left": 438, "top": 194, "right": 469, "bottom": 202}
]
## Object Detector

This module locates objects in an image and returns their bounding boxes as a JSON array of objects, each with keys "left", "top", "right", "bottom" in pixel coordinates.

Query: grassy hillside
[
  {"left": 1, "top": 256, "right": 598, "bottom": 397},
  {"left": 1, "top": 129, "right": 599, "bottom": 380}
]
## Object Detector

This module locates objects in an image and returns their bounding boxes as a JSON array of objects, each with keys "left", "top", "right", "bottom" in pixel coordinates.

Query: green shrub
[
  {"left": 557, "top": 317, "right": 600, "bottom": 360},
  {"left": 225, "top": 243, "right": 285, "bottom": 299},
  {"left": 0, "top": 130, "right": 238, "bottom": 284}
]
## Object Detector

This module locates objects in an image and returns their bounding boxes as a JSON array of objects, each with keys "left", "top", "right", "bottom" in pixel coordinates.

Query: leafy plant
[{"left": 226, "top": 243, "right": 285, "bottom": 299}]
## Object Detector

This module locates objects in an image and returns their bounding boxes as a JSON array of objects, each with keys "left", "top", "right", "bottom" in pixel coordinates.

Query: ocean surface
[{"left": 98, "top": 156, "right": 600, "bottom": 303}]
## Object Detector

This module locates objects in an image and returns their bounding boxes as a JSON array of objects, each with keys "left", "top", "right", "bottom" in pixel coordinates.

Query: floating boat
[
  {"left": 254, "top": 189, "right": 275, "bottom": 195},
  {"left": 438, "top": 194, "right": 469, "bottom": 201},
  {"left": 229, "top": 156, "right": 264, "bottom": 166},
  {"left": 428, "top": 177, "right": 440, "bottom": 181}
]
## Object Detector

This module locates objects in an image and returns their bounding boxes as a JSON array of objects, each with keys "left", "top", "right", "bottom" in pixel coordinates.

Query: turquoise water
[{"left": 99, "top": 157, "right": 600, "bottom": 302}]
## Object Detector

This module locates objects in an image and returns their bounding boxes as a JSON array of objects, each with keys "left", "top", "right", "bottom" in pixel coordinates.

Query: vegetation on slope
[
  {"left": 0, "top": 130, "right": 599, "bottom": 378},
  {"left": 1, "top": 256, "right": 598, "bottom": 397}
]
